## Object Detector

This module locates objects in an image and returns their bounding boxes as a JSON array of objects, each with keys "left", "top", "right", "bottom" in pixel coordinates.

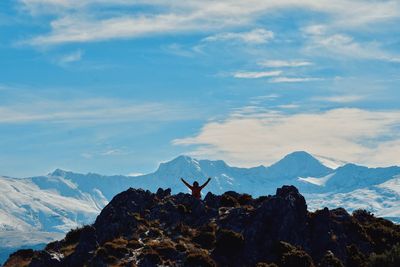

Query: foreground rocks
[{"left": 4, "top": 186, "right": 400, "bottom": 267}]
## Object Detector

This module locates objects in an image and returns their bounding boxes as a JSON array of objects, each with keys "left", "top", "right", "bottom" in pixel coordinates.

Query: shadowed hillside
[{"left": 4, "top": 186, "right": 400, "bottom": 267}]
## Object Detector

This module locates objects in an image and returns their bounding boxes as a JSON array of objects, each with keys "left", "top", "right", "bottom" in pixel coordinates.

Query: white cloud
[
  {"left": 368, "top": 139, "right": 400, "bottom": 167},
  {"left": 252, "top": 94, "right": 280, "bottom": 100},
  {"left": 249, "top": 94, "right": 280, "bottom": 105},
  {"left": 27, "top": 14, "right": 199, "bottom": 46},
  {"left": 81, "top": 153, "right": 93, "bottom": 159},
  {"left": 19, "top": 0, "right": 400, "bottom": 46},
  {"left": 259, "top": 60, "right": 312, "bottom": 68},
  {"left": 233, "top": 70, "right": 282, "bottom": 79},
  {"left": 303, "top": 24, "right": 327, "bottom": 35},
  {"left": 0, "top": 97, "right": 200, "bottom": 124},
  {"left": 277, "top": 104, "right": 299, "bottom": 109},
  {"left": 127, "top": 172, "right": 144, "bottom": 177},
  {"left": 173, "top": 108, "right": 400, "bottom": 167},
  {"left": 100, "top": 149, "right": 124, "bottom": 156},
  {"left": 313, "top": 95, "right": 365, "bottom": 103},
  {"left": 303, "top": 25, "right": 400, "bottom": 62},
  {"left": 269, "top": 77, "right": 322, "bottom": 83},
  {"left": 58, "top": 49, "right": 83, "bottom": 64},
  {"left": 163, "top": 43, "right": 196, "bottom": 57},
  {"left": 203, "top": 28, "right": 274, "bottom": 44}
]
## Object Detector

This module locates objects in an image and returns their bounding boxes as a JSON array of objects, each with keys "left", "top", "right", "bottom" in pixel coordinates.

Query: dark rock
[
  {"left": 94, "top": 188, "right": 155, "bottom": 243},
  {"left": 64, "top": 225, "right": 98, "bottom": 267},
  {"left": 28, "top": 251, "right": 61, "bottom": 267},
  {"left": 6, "top": 185, "right": 400, "bottom": 267},
  {"left": 319, "top": 250, "right": 344, "bottom": 267},
  {"left": 138, "top": 249, "right": 161, "bottom": 267},
  {"left": 204, "top": 192, "right": 220, "bottom": 208},
  {"left": 156, "top": 187, "right": 171, "bottom": 199},
  {"left": 220, "top": 193, "right": 239, "bottom": 207},
  {"left": 184, "top": 252, "right": 216, "bottom": 267},
  {"left": 192, "top": 231, "right": 216, "bottom": 249}
]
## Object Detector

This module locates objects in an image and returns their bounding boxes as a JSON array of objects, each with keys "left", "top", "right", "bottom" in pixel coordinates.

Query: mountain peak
[
  {"left": 49, "top": 168, "right": 68, "bottom": 177},
  {"left": 155, "top": 155, "right": 202, "bottom": 176},
  {"left": 158, "top": 155, "right": 197, "bottom": 167},
  {"left": 267, "top": 151, "right": 332, "bottom": 179},
  {"left": 283, "top": 150, "right": 315, "bottom": 160},
  {"left": 172, "top": 155, "right": 194, "bottom": 162},
  {"left": 272, "top": 151, "right": 322, "bottom": 167}
]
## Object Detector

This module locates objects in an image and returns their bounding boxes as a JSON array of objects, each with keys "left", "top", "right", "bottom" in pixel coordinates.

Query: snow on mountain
[
  {"left": 0, "top": 176, "right": 103, "bottom": 233},
  {"left": 0, "top": 175, "right": 108, "bottom": 264},
  {"left": 311, "top": 154, "right": 347, "bottom": 169},
  {"left": 266, "top": 151, "right": 333, "bottom": 180},
  {"left": 148, "top": 155, "right": 271, "bottom": 195},
  {"left": 298, "top": 173, "right": 335, "bottom": 187},
  {"left": 306, "top": 175, "right": 400, "bottom": 224},
  {"left": 319, "top": 164, "right": 400, "bottom": 192}
]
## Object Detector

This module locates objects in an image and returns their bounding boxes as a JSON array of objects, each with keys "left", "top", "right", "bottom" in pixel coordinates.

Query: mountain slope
[
  {"left": 306, "top": 175, "right": 400, "bottom": 223},
  {"left": 0, "top": 175, "right": 107, "bottom": 265},
  {"left": 0, "top": 176, "right": 104, "bottom": 233},
  {"left": 322, "top": 164, "right": 400, "bottom": 192}
]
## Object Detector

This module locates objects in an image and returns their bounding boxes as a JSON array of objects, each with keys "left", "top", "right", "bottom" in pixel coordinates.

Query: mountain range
[{"left": 1, "top": 151, "right": 400, "bottom": 264}]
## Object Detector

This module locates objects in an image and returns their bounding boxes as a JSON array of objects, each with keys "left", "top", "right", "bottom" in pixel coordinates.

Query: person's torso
[{"left": 192, "top": 187, "right": 201, "bottom": 199}]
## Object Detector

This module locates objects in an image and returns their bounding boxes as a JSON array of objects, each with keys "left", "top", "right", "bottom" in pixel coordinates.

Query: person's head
[{"left": 193, "top": 181, "right": 199, "bottom": 187}]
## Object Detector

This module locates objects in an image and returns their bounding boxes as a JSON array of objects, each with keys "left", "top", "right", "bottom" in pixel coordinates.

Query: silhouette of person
[{"left": 181, "top": 177, "right": 211, "bottom": 199}]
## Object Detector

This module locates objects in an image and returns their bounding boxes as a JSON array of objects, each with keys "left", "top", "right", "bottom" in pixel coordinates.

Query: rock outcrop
[{"left": 4, "top": 185, "right": 400, "bottom": 267}]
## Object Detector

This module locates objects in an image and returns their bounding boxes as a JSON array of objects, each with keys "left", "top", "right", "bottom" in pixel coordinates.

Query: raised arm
[
  {"left": 181, "top": 178, "right": 193, "bottom": 190},
  {"left": 200, "top": 177, "right": 211, "bottom": 189}
]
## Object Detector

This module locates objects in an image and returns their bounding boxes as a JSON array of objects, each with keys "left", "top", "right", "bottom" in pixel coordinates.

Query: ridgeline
[{"left": 4, "top": 186, "right": 400, "bottom": 267}]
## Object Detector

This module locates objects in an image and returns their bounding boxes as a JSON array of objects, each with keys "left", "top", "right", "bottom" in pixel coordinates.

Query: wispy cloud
[
  {"left": 58, "top": 49, "right": 84, "bottom": 65},
  {"left": 80, "top": 147, "right": 130, "bottom": 160},
  {"left": 269, "top": 77, "right": 322, "bottom": 83},
  {"left": 202, "top": 28, "right": 274, "bottom": 44},
  {"left": 163, "top": 43, "right": 196, "bottom": 57},
  {"left": 249, "top": 94, "right": 280, "bottom": 105},
  {"left": 277, "top": 104, "right": 299, "bottom": 109},
  {"left": 173, "top": 108, "right": 400, "bottom": 167},
  {"left": 0, "top": 97, "right": 200, "bottom": 124},
  {"left": 259, "top": 60, "right": 312, "bottom": 68},
  {"left": 100, "top": 149, "right": 124, "bottom": 156},
  {"left": 127, "top": 172, "right": 144, "bottom": 177},
  {"left": 251, "top": 94, "right": 280, "bottom": 100},
  {"left": 313, "top": 95, "right": 365, "bottom": 103},
  {"left": 26, "top": 14, "right": 199, "bottom": 46},
  {"left": 303, "top": 25, "right": 400, "bottom": 62},
  {"left": 18, "top": 0, "right": 400, "bottom": 46},
  {"left": 233, "top": 70, "right": 282, "bottom": 79}
]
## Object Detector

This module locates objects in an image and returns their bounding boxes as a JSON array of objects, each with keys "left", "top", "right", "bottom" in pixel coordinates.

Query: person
[{"left": 180, "top": 177, "right": 211, "bottom": 199}]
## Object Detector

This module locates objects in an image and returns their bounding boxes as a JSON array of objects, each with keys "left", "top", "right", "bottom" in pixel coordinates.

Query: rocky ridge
[{"left": 4, "top": 186, "right": 400, "bottom": 267}]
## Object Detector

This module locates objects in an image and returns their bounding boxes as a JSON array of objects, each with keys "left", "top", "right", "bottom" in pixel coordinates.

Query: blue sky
[{"left": 1, "top": 0, "right": 400, "bottom": 177}]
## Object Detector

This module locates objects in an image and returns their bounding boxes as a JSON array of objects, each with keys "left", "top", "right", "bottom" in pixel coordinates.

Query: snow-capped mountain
[
  {"left": 297, "top": 163, "right": 400, "bottom": 192},
  {"left": 0, "top": 175, "right": 107, "bottom": 264},
  {"left": 1, "top": 151, "right": 400, "bottom": 264},
  {"left": 305, "top": 175, "right": 400, "bottom": 223},
  {"left": 266, "top": 151, "right": 333, "bottom": 180}
]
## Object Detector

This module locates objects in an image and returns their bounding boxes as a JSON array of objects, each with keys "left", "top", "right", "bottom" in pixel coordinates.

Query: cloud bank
[{"left": 173, "top": 108, "right": 400, "bottom": 167}]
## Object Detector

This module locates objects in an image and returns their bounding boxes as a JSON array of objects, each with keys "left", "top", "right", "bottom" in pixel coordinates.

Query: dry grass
[
  {"left": 3, "top": 257, "right": 31, "bottom": 267},
  {"left": 60, "top": 243, "right": 78, "bottom": 257}
]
